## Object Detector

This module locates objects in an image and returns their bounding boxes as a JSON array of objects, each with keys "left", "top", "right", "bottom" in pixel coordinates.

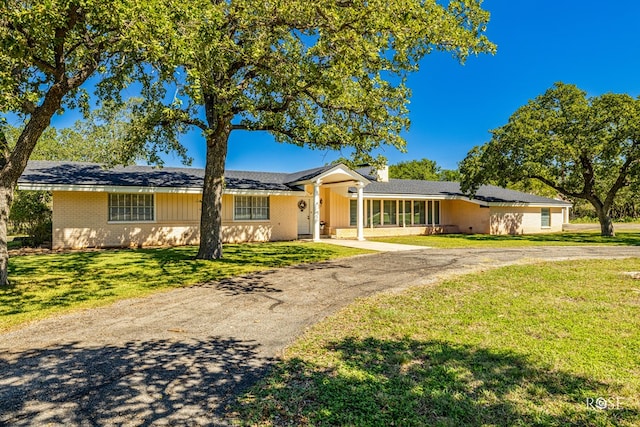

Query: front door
[{"left": 297, "top": 198, "right": 311, "bottom": 235}]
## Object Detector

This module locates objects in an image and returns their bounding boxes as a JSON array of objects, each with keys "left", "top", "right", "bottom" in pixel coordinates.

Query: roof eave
[{"left": 287, "top": 163, "right": 370, "bottom": 186}]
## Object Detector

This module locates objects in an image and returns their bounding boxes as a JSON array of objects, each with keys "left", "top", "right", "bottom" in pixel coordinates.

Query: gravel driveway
[{"left": 1, "top": 246, "right": 639, "bottom": 425}]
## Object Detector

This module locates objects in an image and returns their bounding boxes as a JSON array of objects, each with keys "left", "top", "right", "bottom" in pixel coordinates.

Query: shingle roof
[
  {"left": 18, "top": 161, "right": 302, "bottom": 192},
  {"left": 284, "top": 165, "right": 337, "bottom": 183},
  {"left": 18, "top": 160, "right": 570, "bottom": 206},
  {"left": 356, "top": 179, "right": 570, "bottom": 206}
]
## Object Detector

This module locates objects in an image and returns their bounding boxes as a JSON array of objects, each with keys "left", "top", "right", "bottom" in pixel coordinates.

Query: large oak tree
[
  {"left": 0, "top": 0, "right": 173, "bottom": 285},
  {"left": 460, "top": 82, "right": 640, "bottom": 236},
  {"left": 124, "top": 0, "right": 495, "bottom": 260}
]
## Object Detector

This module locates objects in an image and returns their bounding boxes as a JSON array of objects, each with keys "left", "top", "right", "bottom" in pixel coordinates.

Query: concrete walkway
[
  {"left": 320, "top": 238, "right": 428, "bottom": 251},
  {"left": 1, "top": 246, "right": 639, "bottom": 425}
]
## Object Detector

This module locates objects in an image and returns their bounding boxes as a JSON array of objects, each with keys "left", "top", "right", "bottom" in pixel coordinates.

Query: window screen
[
  {"left": 108, "top": 194, "right": 154, "bottom": 222},
  {"left": 234, "top": 196, "right": 270, "bottom": 220}
]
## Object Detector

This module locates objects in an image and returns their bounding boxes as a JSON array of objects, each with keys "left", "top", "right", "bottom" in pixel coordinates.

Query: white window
[
  {"left": 108, "top": 193, "right": 154, "bottom": 222},
  {"left": 383, "top": 200, "right": 397, "bottom": 225},
  {"left": 349, "top": 199, "right": 357, "bottom": 226},
  {"left": 234, "top": 196, "right": 270, "bottom": 220},
  {"left": 541, "top": 208, "right": 551, "bottom": 227},
  {"left": 428, "top": 200, "right": 441, "bottom": 225}
]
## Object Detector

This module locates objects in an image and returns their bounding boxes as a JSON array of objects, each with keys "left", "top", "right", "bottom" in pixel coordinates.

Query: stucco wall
[
  {"left": 446, "top": 200, "right": 491, "bottom": 234},
  {"left": 490, "top": 206, "right": 564, "bottom": 234},
  {"left": 53, "top": 191, "right": 298, "bottom": 249}
]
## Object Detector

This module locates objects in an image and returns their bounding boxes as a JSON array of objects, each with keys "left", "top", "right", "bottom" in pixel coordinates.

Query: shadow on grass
[
  {"left": 235, "top": 337, "right": 638, "bottom": 426},
  {"left": 0, "top": 336, "right": 272, "bottom": 426},
  {"left": 442, "top": 232, "right": 640, "bottom": 246}
]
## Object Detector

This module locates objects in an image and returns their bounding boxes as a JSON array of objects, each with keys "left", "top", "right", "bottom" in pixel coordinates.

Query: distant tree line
[{"left": 388, "top": 158, "right": 460, "bottom": 181}]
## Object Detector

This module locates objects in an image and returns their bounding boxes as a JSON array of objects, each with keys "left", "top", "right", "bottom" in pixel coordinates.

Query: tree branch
[
  {"left": 155, "top": 108, "right": 208, "bottom": 132},
  {"left": 21, "top": 100, "right": 37, "bottom": 115},
  {"left": 7, "top": 22, "right": 57, "bottom": 74},
  {"left": 53, "top": 4, "right": 82, "bottom": 81},
  {"left": 604, "top": 150, "right": 638, "bottom": 211},
  {"left": 0, "top": 130, "right": 10, "bottom": 169},
  {"left": 529, "top": 174, "right": 586, "bottom": 200},
  {"left": 578, "top": 153, "right": 596, "bottom": 197}
]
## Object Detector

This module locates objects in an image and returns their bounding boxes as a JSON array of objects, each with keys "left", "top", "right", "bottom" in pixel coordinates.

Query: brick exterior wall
[{"left": 52, "top": 191, "right": 298, "bottom": 249}]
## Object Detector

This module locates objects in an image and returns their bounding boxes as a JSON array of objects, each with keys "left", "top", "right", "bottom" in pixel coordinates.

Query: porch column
[
  {"left": 313, "top": 179, "right": 322, "bottom": 242},
  {"left": 356, "top": 182, "right": 365, "bottom": 241}
]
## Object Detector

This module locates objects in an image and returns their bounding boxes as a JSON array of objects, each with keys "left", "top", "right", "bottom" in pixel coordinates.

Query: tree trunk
[
  {"left": 0, "top": 85, "right": 67, "bottom": 285},
  {"left": 196, "top": 125, "right": 230, "bottom": 260},
  {"left": 595, "top": 206, "right": 615, "bottom": 237},
  {"left": 0, "top": 183, "right": 14, "bottom": 286}
]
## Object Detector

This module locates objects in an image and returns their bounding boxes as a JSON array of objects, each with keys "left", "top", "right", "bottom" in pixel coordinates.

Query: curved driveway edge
[{"left": 1, "top": 246, "right": 639, "bottom": 425}]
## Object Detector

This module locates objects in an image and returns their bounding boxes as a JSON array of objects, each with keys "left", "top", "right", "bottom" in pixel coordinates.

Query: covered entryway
[{"left": 287, "top": 164, "right": 369, "bottom": 242}]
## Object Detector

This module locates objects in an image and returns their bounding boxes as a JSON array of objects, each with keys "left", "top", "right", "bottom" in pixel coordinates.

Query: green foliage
[
  {"left": 1, "top": 0, "right": 172, "bottom": 119},
  {"left": 237, "top": 259, "right": 640, "bottom": 426},
  {"left": 0, "top": 0, "right": 182, "bottom": 283},
  {"left": 438, "top": 168, "right": 462, "bottom": 182},
  {"left": 122, "top": 0, "right": 496, "bottom": 165},
  {"left": 460, "top": 82, "right": 640, "bottom": 236},
  {"left": 1, "top": 242, "right": 369, "bottom": 331},
  {"left": 8, "top": 191, "right": 51, "bottom": 247},
  {"left": 389, "top": 158, "right": 461, "bottom": 181},
  {"left": 390, "top": 158, "right": 440, "bottom": 180}
]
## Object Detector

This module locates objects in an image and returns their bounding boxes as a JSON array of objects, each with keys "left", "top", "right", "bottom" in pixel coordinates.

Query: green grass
[
  {"left": 0, "top": 242, "right": 369, "bottom": 331},
  {"left": 235, "top": 258, "right": 640, "bottom": 426},
  {"left": 571, "top": 217, "right": 640, "bottom": 224},
  {"left": 371, "top": 232, "right": 640, "bottom": 248}
]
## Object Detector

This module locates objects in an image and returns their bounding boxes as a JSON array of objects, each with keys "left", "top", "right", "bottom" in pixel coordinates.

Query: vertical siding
[
  {"left": 329, "top": 191, "right": 351, "bottom": 228},
  {"left": 221, "top": 194, "right": 234, "bottom": 221},
  {"left": 156, "top": 193, "right": 201, "bottom": 223},
  {"left": 320, "top": 188, "right": 329, "bottom": 223}
]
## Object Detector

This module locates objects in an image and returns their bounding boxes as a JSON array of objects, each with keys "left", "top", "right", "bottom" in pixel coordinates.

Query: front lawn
[
  {"left": 236, "top": 258, "right": 640, "bottom": 426},
  {"left": 0, "top": 242, "right": 368, "bottom": 332},
  {"left": 372, "top": 232, "right": 640, "bottom": 248}
]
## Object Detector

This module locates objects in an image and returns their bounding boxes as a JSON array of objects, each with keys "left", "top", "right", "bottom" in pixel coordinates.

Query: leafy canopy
[
  {"left": 124, "top": 0, "right": 495, "bottom": 164},
  {"left": 3, "top": 103, "right": 144, "bottom": 165},
  {"left": 0, "top": 0, "right": 170, "bottom": 115},
  {"left": 0, "top": 0, "right": 177, "bottom": 174}
]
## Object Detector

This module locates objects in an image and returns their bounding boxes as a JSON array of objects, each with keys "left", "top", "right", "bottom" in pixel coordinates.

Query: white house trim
[{"left": 312, "top": 179, "right": 322, "bottom": 242}]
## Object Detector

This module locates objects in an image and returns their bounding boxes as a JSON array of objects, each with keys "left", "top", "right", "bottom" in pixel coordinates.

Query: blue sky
[{"left": 55, "top": 1, "right": 640, "bottom": 172}]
